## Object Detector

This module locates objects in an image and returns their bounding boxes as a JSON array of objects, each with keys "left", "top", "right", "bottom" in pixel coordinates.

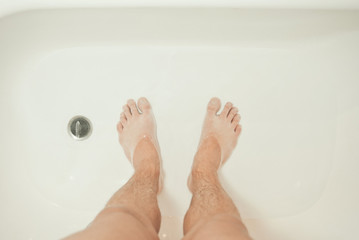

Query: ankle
[
  {"left": 191, "top": 160, "right": 218, "bottom": 175},
  {"left": 193, "top": 137, "right": 222, "bottom": 172},
  {"left": 132, "top": 137, "right": 160, "bottom": 173},
  {"left": 190, "top": 168, "right": 218, "bottom": 188},
  {"left": 134, "top": 165, "right": 160, "bottom": 179},
  {"left": 132, "top": 168, "right": 160, "bottom": 192}
]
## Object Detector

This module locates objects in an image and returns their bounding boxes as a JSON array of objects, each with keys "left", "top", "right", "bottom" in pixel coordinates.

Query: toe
[
  {"left": 235, "top": 124, "right": 242, "bottom": 135},
  {"left": 127, "top": 99, "right": 139, "bottom": 116},
  {"left": 120, "top": 113, "right": 127, "bottom": 125},
  {"left": 231, "top": 114, "right": 241, "bottom": 126},
  {"left": 137, "top": 97, "right": 152, "bottom": 113},
  {"left": 220, "top": 102, "right": 233, "bottom": 118},
  {"left": 227, "top": 107, "right": 238, "bottom": 122},
  {"left": 207, "top": 97, "right": 221, "bottom": 115},
  {"left": 123, "top": 104, "right": 131, "bottom": 119},
  {"left": 117, "top": 122, "right": 123, "bottom": 133}
]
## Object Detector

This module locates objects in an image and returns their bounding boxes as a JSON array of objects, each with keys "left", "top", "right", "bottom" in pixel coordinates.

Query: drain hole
[{"left": 68, "top": 116, "right": 92, "bottom": 140}]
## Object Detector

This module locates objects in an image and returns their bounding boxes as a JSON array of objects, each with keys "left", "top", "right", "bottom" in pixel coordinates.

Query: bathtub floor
[{"left": 1, "top": 9, "right": 359, "bottom": 240}]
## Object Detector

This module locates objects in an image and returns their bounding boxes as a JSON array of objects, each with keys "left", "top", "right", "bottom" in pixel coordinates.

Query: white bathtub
[{"left": 0, "top": 5, "right": 359, "bottom": 240}]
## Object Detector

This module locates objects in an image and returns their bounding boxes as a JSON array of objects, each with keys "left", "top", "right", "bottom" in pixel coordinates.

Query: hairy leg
[
  {"left": 63, "top": 98, "right": 163, "bottom": 240},
  {"left": 183, "top": 98, "right": 252, "bottom": 240}
]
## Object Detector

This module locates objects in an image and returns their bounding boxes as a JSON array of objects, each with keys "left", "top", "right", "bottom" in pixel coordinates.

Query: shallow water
[{"left": 18, "top": 46, "right": 335, "bottom": 219}]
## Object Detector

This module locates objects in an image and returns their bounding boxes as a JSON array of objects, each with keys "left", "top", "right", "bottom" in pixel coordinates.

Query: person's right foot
[{"left": 189, "top": 98, "right": 241, "bottom": 186}]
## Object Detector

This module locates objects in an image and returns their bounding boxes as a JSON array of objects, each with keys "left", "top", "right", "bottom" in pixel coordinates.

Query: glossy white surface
[
  {"left": 0, "top": 9, "right": 359, "bottom": 240},
  {"left": 1, "top": 0, "right": 359, "bottom": 18}
]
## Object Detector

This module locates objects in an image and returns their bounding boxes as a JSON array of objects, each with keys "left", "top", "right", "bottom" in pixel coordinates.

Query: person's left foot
[{"left": 117, "top": 97, "right": 163, "bottom": 192}]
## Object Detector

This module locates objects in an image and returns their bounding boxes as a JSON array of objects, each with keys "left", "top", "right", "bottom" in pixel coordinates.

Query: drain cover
[{"left": 68, "top": 116, "right": 92, "bottom": 140}]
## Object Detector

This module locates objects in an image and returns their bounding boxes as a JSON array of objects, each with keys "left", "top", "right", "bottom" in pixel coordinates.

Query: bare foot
[
  {"left": 191, "top": 97, "right": 242, "bottom": 177},
  {"left": 116, "top": 97, "right": 163, "bottom": 192}
]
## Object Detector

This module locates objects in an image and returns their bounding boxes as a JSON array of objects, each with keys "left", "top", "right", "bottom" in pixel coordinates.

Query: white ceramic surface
[
  {"left": 1, "top": 0, "right": 359, "bottom": 19},
  {"left": 0, "top": 8, "right": 359, "bottom": 240}
]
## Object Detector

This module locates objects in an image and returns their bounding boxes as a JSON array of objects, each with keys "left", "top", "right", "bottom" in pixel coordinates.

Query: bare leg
[
  {"left": 183, "top": 98, "right": 252, "bottom": 240},
  {"left": 63, "top": 98, "right": 163, "bottom": 240}
]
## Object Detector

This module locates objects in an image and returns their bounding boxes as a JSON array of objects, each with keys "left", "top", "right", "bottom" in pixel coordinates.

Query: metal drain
[{"left": 68, "top": 116, "right": 92, "bottom": 141}]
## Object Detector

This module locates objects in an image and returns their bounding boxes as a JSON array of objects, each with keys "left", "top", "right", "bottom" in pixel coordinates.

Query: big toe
[
  {"left": 207, "top": 97, "right": 221, "bottom": 115},
  {"left": 138, "top": 97, "right": 152, "bottom": 113}
]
